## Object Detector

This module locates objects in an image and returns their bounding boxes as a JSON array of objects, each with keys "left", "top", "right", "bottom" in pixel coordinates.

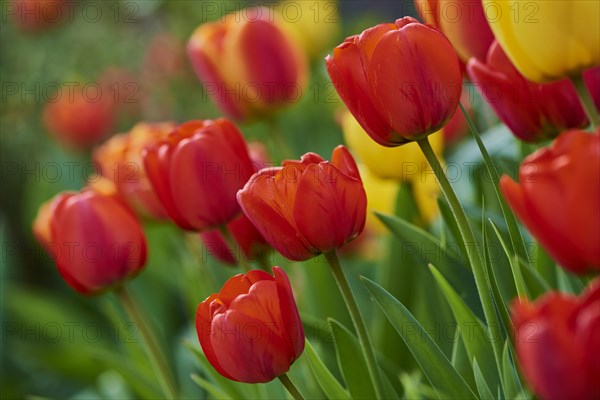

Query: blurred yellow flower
[
  {"left": 342, "top": 110, "right": 444, "bottom": 181},
  {"left": 483, "top": 0, "right": 600, "bottom": 82},
  {"left": 412, "top": 172, "right": 441, "bottom": 225},
  {"left": 359, "top": 164, "right": 399, "bottom": 235},
  {"left": 274, "top": 0, "right": 341, "bottom": 59}
]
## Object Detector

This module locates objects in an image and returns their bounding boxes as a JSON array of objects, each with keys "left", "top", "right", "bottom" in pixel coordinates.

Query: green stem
[
  {"left": 257, "top": 252, "right": 272, "bottom": 272},
  {"left": 417, "top": 137, "right": 504, "bottom": 379},
  {"left": 571, "top": 73, "right": 599, "bottom": 129},
  {"left": 115, "top": 287, "right": 178, "bottom": 399},
  {"left": 324, "top": 250, "right": 384, "bottom": 399},
  {"left": 278, "top": 373, "right": 305, "bottom": 400},
  {"left": 218, "top": 225, "right": 252, "bottom": 272}
]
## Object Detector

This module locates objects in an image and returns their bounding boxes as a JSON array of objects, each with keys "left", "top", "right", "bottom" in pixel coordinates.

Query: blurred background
[{"left": 1, "top": 1, "right": 520, "bottom": 399}]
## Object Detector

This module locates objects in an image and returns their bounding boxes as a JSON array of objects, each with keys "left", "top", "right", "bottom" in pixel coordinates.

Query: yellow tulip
[
  {"left": 358, "top": 164, "right": 400, "bottom": 235},
  {"left": 342, "top": 110, "right": 444, "bottom": 181},
  {"left": 274, "top": 0, "right": 341, "bottom": 59},
  {"left": 412, "top": 172, "right": 441, "bottom": 225},
  {"left": 483, "top": 0, "right": 600, "bottom": 82}
]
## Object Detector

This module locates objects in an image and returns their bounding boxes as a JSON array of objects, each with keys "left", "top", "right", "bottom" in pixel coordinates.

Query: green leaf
[
  {"left": 190, "top": 373, "right": 232, "bottom": 399},
  {"left": 473, "top": 359, "right": 495, "bottom": 400},
  {"left": 556, "top": 268, "right": 586, "bottom": 294},
  {"left": 361, "top": 277, "right": 477, "bottom": 399},
  {"left": 518, "top": 259, "right": 551, "bottom": 299},
  {"left": 502, "top": 341, "right": 523, "bottom": 399},
  {"left": 430, "top": 265, "right": 500, "bottom": 392},
  {"left": 437, "top": 197, "right": 468, "bottom": 262},
  {"left": 450, "top": 330, "right": 476, "bottom": 389},
  {"left": 489, "top": 220, "right": 529, "bottom": 298},
  {"left": 328, "top": 318, "right": 377, "bottom": 400},
  {"left": 304, "top": 340, "right": 351, "bottom": 400}
]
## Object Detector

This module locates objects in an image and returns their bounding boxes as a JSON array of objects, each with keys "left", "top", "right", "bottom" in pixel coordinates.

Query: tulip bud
[
  {"left": 483, "top": 0, "right": 600, "bottom": 82},
  {"left": 468, "top": 42, "right": 599, "bottom": 142},
  {"left": 414, "top": 0, "right": 494, "bottom": 62},
  {"left": 10, "top": 0, "right": 68, "bottom": 33},
  {"left": 196, "top": 267, "right": 304, "bottom": 383},
  {"left": 142, "top": 119, "right": 255, "bottom": 231},
  {"left": 511, "top": 279, "right": 600, "bottom": 400},
  {"left": 238, "top": 145, "right": 366, "bottom": 261},
  {"left": 93, "top": 121, "right": 176, "bottom": 219},
  {"left": 43, "top": 82, "right": 116, "bottom": 149},
  {"left": 187, "top": 7, "right": 308, "bottom": 120},
  {"left": 32, "top": 188, "right": 147, "bottom": 295},
  {"left": 326, "top": 17, "right": 462, "bottom": 146},
  {"left": 500, "top": 129, "right": 600, "bottom": 274},
  {"left": 341, "top": 110, "right": 445, "bottom": 180}
]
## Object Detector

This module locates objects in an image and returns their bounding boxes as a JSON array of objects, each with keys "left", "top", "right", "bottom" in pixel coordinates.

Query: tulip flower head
[
  {"left": 468, "top": 41, "right": 599, "bottom": 142},
  {"left": 500, "top": 129, "right": 600, "bottom": 274},
  {"left": 196, "top": 267, "right": 304, "bottom": 383},
  {"left": 93, "top": 121, "right": 177, "bottom": 219},
  {"left": 187, "top": 7, "right": 308, "bottom": 120},
  {"left": 32, "top": 188, "right": 147, "bottom": 295},
  {"left": 511, "top": 279, "right": 600, "bottom": 400},
  {"left": 142, "top": 119, "right": 256, "bottom": 231},
  {"left": 238, "top": 145, "right": 367, "bottom": 261},
  {"left": 326, "top": 17, "right": 462, "bottom": 146}
]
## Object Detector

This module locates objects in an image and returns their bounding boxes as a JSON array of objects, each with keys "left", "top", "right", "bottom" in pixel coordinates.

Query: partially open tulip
[
  {"left": 32, "top": 188, "right": 147, "bottom": 295},
  {"left": 500, "top": 129, "right": 600, "bottom": 274},
  {"left": 341, "top": 109, "right": 445, "bottom": 180},
  {"left": 468, "top": 42, "right": 599, "bottom": 142},
  {"left": 43, "top": 82, "right": 116, "bottom": 149},
  {"left": 93, "top": 121, "right": 176, "bottom": 219},
  {"left": 196, "top": 267, "right": 304, "bottom": 383},
  {"left": 414, "top": 0, "right": 494, "bottom": 62},
  {"left": 142, "top": 119, "right": 255, "bottom": 231},
  {"left": 326, "top": 17, "right": 462, "bottom": 146},
  {"left": 483, "top": 0, "right": 600, "bottom": 82},
  {"left": 511, "top": 279, "right": 600, "bottom": 400},
  {"left": 187, "top": 7, "right": 308, "bottom": 120},
  {"left": 238, "top": 145, "right": 366, "bottom": 261}
]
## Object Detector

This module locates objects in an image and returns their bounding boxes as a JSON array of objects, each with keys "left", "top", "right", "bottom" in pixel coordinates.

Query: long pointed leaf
[{"left": 304, "top": 340, "right": 351, "bottom": 400}]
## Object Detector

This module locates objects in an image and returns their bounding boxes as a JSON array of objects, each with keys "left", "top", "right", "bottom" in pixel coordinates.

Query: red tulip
[
  {"left": 468, "top": 41, "right": 599, "bottom": 142},
  {"left": 511, "top": 279, "right": 600, "bottom": 400},
  {"left": 187, "top": 7, "right": 307, "bottom": 120},
  {"left": 43, "top": 82, "right": 116, "bottom": 149},
  {"left": 500, "top": 129, "right": 600, "bottom": 274},
  {"left": 326, "top": 17, "right": 462, "bottom": 147},
  {"left": 93, "top": 121, "right": 177, "bottom": 219},
  {"left": 196, "top": 267, "right": 304, "bottom": 383},
  {"left": 237, "top": 145, "right": 366, "bottom": 261},
  {"left": 414, "top": 0, "right": 494, "bottom": 62},
  {"left": 32, "top": 188, "right": 147, "bottom": 295},
  {"left": 142, "top": 119, "right": 255, "bottom": 231},
  {"left": 9, "top": 0, "right": 68, "bottom": 33}
]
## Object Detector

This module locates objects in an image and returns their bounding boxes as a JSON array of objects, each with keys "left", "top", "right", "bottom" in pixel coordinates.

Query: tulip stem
[
  {"left": 278, "top": 373, "right": 305, "bottom": 400},
  {"left": 324, "top": 250, "right": 385, "bottom": 399},
  {"left": 417, "top": 137, "right": 505, "bottom": 380},
  {"left": 115, "top": 286, "right": 178, "bottom": 399},
  {"left": 571, "top": 73, "right": 599, "bottom": 129},
  {"left": 218, "top": 225, "right": 252, "bottom": 272}
]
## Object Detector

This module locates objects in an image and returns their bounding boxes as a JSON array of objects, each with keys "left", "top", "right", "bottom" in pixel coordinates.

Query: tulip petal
[
  {"left": 331, "top": 145, "right": 361, "bottom": 181},
  {"left": 273, "top": 267, "right": 305, "bottom": 359}
]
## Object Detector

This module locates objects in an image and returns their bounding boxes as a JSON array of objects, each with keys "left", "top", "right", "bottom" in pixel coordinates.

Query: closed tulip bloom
[
  {"left": 468, "top": 41, "right": 599, "bottom": 142},
  {"left": 187, "top": 7, "right": 308, "bottom": 120},
  {"left": 500, "top": 129, "right": 600, "bottom": 274},
  {"left": 341, "top": 110, "right": 445, "bottom": 180},
  {"left": 483, "top": 0, "right": 600, "bottom": 82},
  {"left": 142, "top": 119, "right": 255, "bottom": 231},
  {"left": 93, "top": 121, "right": 176, "bottom": 219},
  {"left": 196, "top": 267, "right": 304, "bottom": 383},
  {"left": 43, "top": 83, "right": 116, "bottom": 149},
  {"left": 511, "top": 279, "right": 600, "bottom": 400},
  {"left": 238, "top": 145, "right": 367, "bottom": 261},
  {"left": 32, "top": 188, "right": 147, "bottom": 295},
  {"left": 414, "top": 0, "right": 494, "bottom": 62},
  {"left": 326, "top": 17, "right": 462, "bottom": 146}
]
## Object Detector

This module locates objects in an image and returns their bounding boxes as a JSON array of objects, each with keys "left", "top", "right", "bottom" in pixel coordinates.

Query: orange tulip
[
  {"left": 414, "top": 0, "right": 494, "bottom": 62},
  {"left": 500, "top": 129, "right": 600, "bottom": 274},
  {"left": 187, "top": 7, "right": 307, "bottom": 120},
  {"left": 32, "top": 188, "right": 147, "bottom": 295},
  {"left": 93, "top": 121, "right": 176, "bottom": 219},
  {"left": 326, "top": 17, "right": 462, "bottom": 146},
  {"left": 196, "top": 267, "right": 304, "bottom": 383},
  {"left": 512, "top": 279, "right": 600, "bottom": 400},
  {"left": 142, "top": 119, "right": 255, "bottom": 231},
  {"left": 237, "top": 145, "right": 366, "bottom": 261}
]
